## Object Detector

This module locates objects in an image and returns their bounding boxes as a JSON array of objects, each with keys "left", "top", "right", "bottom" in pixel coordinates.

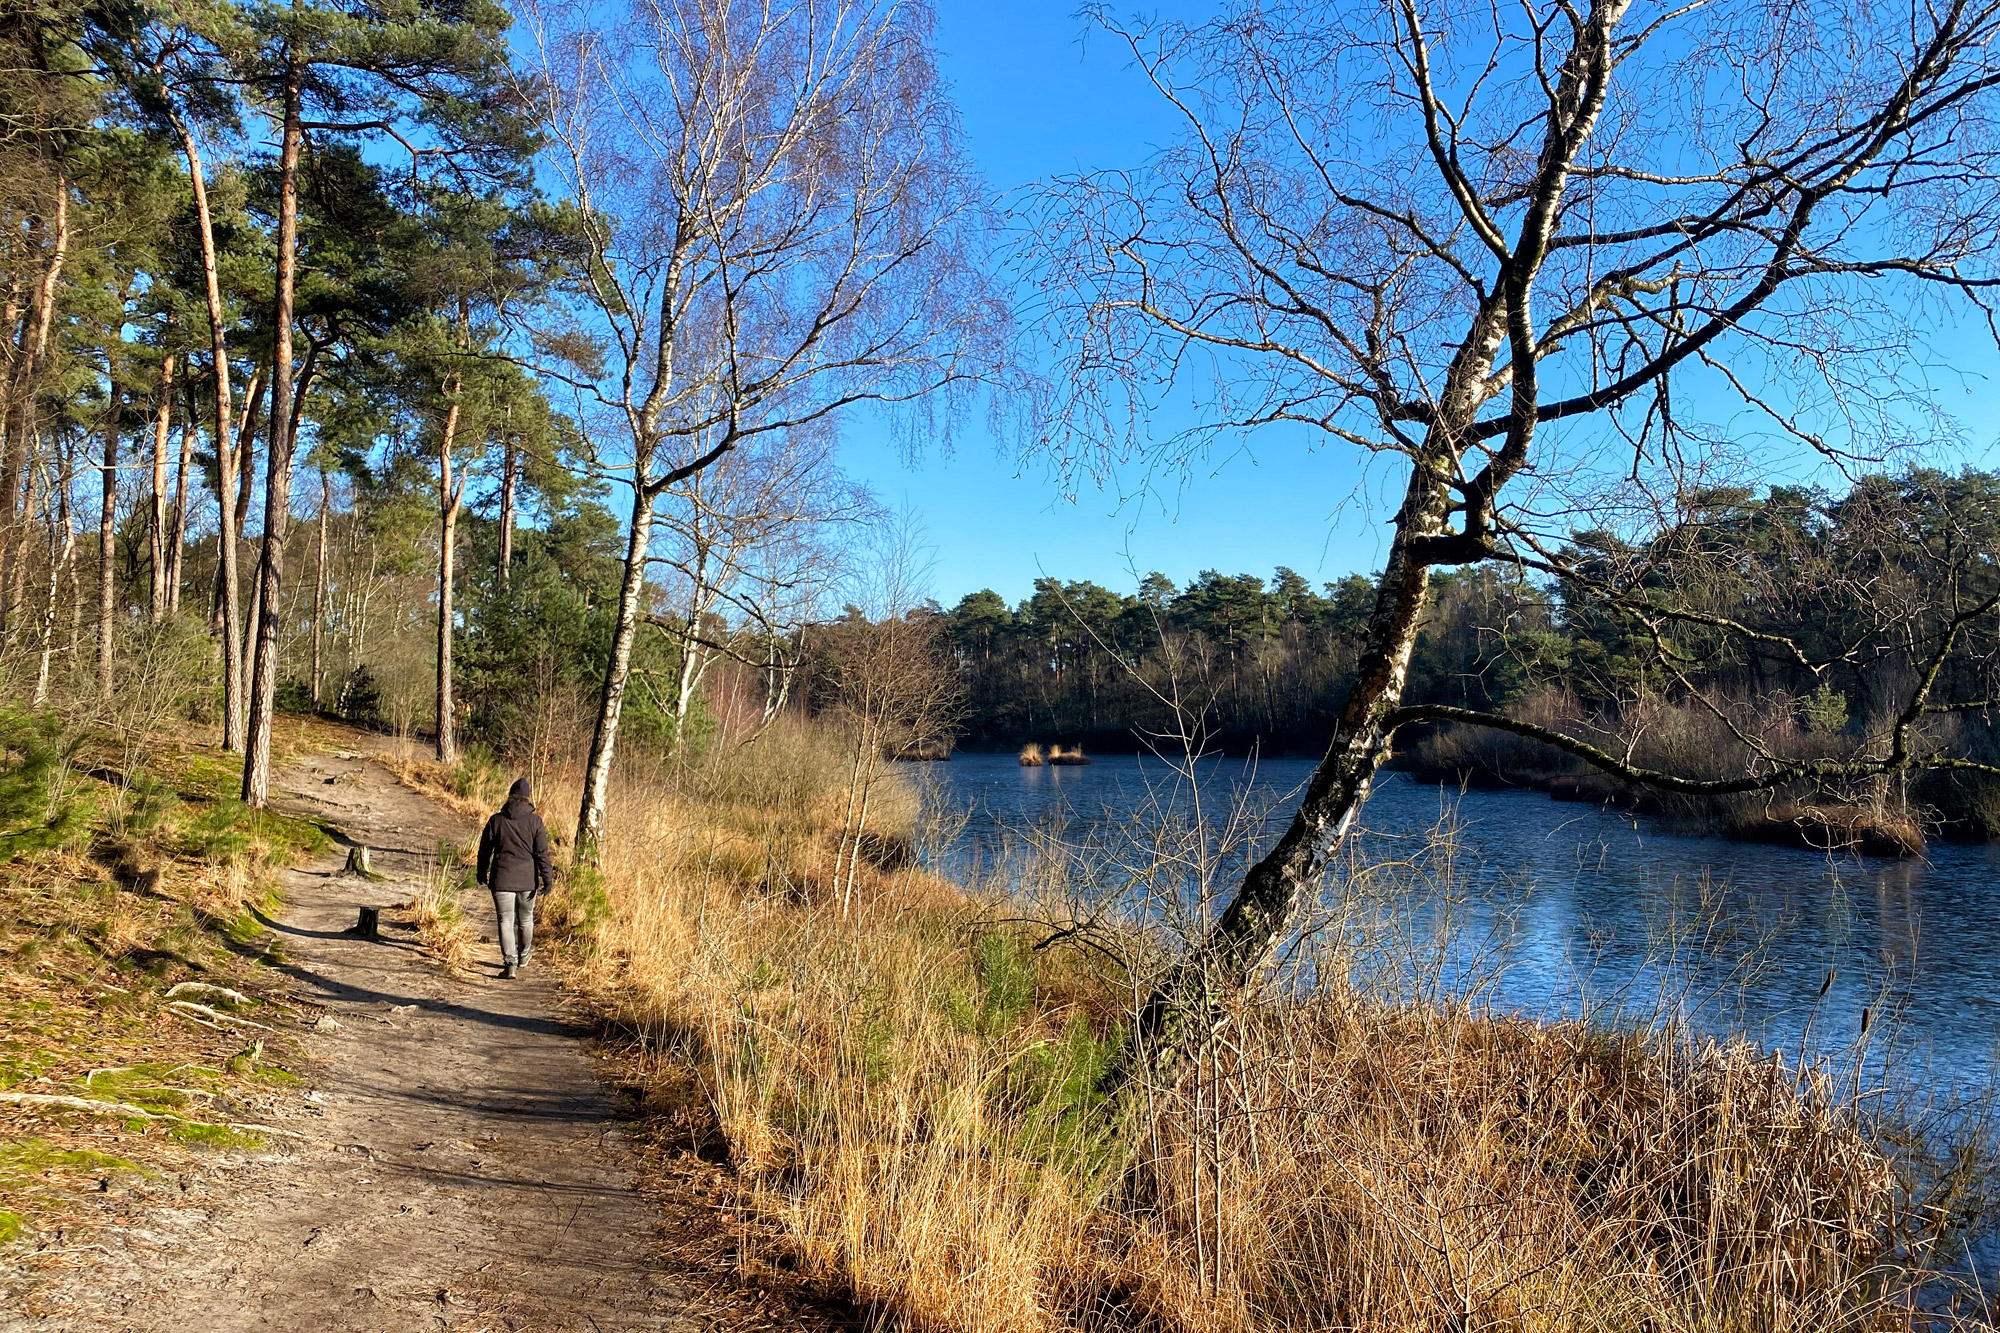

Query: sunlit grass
[{"left": 537, "top": 718, "right": 1998, "bottom": 1332}]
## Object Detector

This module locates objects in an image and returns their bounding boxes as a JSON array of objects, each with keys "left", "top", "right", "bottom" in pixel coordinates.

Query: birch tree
[
  {"left": 641, "top": 421, "right": 877, "bottom": 744},
  {"left": 514, "top": 0, "right": 999, "bottom": 862},
  {"left": 1027, "top": 0, "right": 2000, "bottom": 1068}
]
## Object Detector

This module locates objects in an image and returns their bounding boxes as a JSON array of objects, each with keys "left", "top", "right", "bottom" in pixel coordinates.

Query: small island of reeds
[{"left": 1021, "top": 743, "right": 1092, "bottom": 766}]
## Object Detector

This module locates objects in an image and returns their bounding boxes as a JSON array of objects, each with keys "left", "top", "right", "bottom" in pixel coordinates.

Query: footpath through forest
[{"left": 6, "top": 749, "right": 734, "bottom": 1333}]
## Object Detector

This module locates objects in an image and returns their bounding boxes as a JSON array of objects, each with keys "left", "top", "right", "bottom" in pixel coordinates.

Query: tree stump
[
  {"left": 344, "top": 846, "right": 382, "bottom": 880},
  {"left": 354, "top": 905, "right": 380, "bottom": 939}
]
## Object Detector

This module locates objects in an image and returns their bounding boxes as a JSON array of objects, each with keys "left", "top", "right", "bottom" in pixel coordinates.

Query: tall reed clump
[
  {"left": 552, "top": 719, "right": 1997, "bottom": 1333},
  {"left": 411, "top": 852, "right": 477, "bottom": 974},
  {"left": 1111, "top": 997, "right": 1982, "bottom": 1332}
]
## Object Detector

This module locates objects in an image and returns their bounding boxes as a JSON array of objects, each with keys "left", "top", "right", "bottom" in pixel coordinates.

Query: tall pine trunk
[
  {"left": 0, "top": 183, "right": 67, "bottom": 650},
  {"left": 97, "top": 390, "right": 119, "bottom": 702},
  {"left": 224, "top": 370, "right": 263, "bottom": 688},
  {"left": 242, "top": 53, "right": 303, "bottom": 807},
  {"left": 210, "top": 368, "right": 260, "bottom": 743},
  {"left": 496, "top": 416, "right": 515, "bottom": 590},
  {"left": 166, "top": 379, "right": 195, "bottom": 614},
  {"left": 311, "top": 467, "right": 328, "bottom": 710},
  {"left": 177, "top": 117, "right": 245, "bottom": 751},
  {"left": 435, "top": 376, "right": 463, "bottom": 765},
  {"left": 233, "top": 380, "right": 257, "bottom": 542},
  {"left": 236, "top": 374, "right": 261, "bottom": 673}
]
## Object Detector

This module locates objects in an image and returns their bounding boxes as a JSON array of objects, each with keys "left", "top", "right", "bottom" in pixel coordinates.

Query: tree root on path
[
  {"left": 0, "top": 1091, "right": 307, "bottom": 1139},
  {"left": 167, "top": 1000, "right": 274, "bottom": 1032},
  {"left": 165, "top": 982, "right": 253, "bottom": 1010}
]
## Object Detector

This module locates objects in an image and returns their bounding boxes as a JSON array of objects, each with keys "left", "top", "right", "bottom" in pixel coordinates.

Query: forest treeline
[
  {"left": 0, "top": 0, "right": 976, "bottom": 844},
  {"left": 944, "top": 469, "right": 2000, "bottom": 840}
]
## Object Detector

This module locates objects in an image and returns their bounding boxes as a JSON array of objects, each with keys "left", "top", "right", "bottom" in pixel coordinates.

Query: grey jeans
[{"left": 491, "top": 889, "right": 537, "bottom": 965}]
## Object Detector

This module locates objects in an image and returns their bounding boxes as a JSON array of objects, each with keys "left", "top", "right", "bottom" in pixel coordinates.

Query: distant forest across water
[{"left": 935, "top": 469, "right": 2000, "bottom": 846}]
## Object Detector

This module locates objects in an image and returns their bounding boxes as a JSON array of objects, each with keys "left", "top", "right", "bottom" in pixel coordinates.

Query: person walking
[{"left": 476, "top": 777, "right": 554, "bottom": 979}]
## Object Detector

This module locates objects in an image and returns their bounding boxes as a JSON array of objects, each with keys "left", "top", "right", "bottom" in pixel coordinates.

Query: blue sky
[
  {"left": 841, "top": 2, "right": 2000, "bottom": 610},
  {"left": 838, "top": 2, "right": 1409, "bottom": 608}
]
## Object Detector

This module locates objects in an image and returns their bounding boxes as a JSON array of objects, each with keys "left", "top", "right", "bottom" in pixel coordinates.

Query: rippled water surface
[{"left": 921, "top": 752, "right": 2000, "bottom": 1097}]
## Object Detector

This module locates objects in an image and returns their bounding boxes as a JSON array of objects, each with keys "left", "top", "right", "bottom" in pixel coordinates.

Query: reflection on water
[{"left": 921, "top": 753, "right": 2000, "bottom": 1098}]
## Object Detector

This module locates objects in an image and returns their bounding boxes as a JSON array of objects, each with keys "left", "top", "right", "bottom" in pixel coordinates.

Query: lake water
[{"left": 919, "top": 753, "right": 2000, "bottom": 1101}]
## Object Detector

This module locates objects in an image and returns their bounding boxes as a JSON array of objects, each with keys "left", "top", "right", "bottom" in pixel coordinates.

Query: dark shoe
[{"left": 501, "top": 962, "right": 518, "bottom": 980}]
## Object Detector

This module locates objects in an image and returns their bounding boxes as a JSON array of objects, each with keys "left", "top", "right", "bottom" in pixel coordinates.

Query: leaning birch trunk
[
  {"left": 242, "top": 55, "right": 304, "bottom": 808},
  {"left": 434, "top": 376, "right": 463, "bottom": 765},
  {"left": 573, "top": 477, "right": 656, "bottom": 863},
  {"left": 1122, "top": 460, "right": 1453, "bottom": 1078},
  {"left": 97, "top": 393, "right": 118, "bottom": 702}
]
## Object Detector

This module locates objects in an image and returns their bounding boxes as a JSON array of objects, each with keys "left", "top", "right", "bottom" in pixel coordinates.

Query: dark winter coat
[{"left": 478, "top": 781, "right": 554, "bottom": 895}]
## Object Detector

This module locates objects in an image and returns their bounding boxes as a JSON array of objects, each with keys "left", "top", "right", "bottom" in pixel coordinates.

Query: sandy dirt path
[{"left": 9, "top": 750, "right": 694, "bottom": 1332}]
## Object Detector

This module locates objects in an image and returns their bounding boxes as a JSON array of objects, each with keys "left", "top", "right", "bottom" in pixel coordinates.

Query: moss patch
[
  {"left": 0, "top": 1138, "right": 141, "bottom": 1184},
  {"left": 163, "top": 1120, "right": 261, "bottom": 1150}
]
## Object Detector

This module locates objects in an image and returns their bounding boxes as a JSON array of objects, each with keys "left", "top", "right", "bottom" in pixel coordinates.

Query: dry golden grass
[
  {"left": 542, "top": 719, "right": 1993, "bottom": 1333},
  {"left": 411, "top": 858, "right": 479, "bottom": 975},
  {"left": 376, "top": 751, "right": 508, "bottom": 818}
]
